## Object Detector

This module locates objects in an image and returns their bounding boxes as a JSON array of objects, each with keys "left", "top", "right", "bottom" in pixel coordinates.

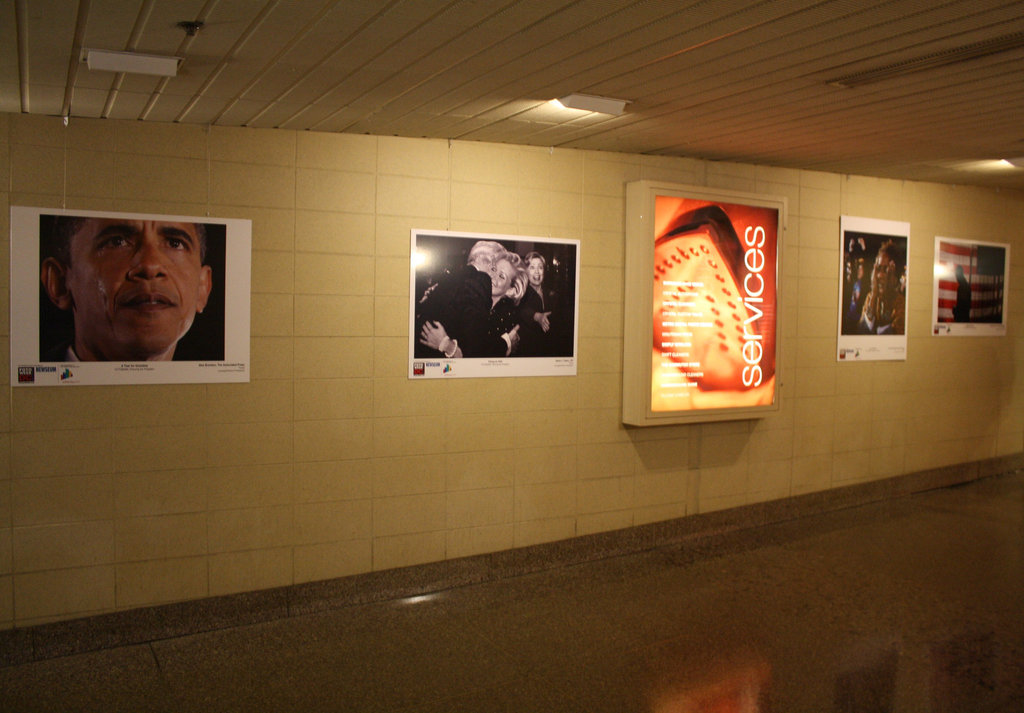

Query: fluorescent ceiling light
[
  {"left": 554, "top": 93, "right": 629, "bottom": 116},
  {"left": 825, "top": 31, "right": 1024, "bottom": 88},
  {"left": 82, "top": 48, "right": 181, "bottom": 77},
  {"left": 1001, "top": 157, "right": 1024, "bottom": 168}
]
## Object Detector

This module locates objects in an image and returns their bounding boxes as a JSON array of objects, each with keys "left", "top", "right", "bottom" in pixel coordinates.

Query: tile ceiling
[{"left": 4, "top": 0, "right": 1024, "bottom": 190}]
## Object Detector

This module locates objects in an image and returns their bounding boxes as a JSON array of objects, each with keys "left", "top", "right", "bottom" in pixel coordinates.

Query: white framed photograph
[
  {"left": 409, "top": 229, "right": 579, "bottom": 379},
  {"left": 11, "top": 206, "right": 251, "bottom": 386},
  {"left": 931, "top": 236, "right": 1008, "bottom": 337},
  {"left": 837, "top": 215, "right": 909, "bottom": 362}
]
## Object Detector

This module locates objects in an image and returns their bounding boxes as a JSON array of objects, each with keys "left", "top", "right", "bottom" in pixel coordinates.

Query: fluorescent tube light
[
  {"left": 82, "top": 49, "right": 181, "bottom": 77},
  {"left": 826, "top": 31, "right": 1024, "bottom": 88},
  {"left": 554, "top": 93, "right": 629, "bottom": 116}
]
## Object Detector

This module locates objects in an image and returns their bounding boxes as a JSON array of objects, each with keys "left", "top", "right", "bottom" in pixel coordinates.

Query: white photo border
[
  {"left": 408, "top": 229, "right": 580, "bottom": 379},
  {"left": 931, "top": 236, "right": 1009, "bottom": 337},
  {"left": 837, "top": 215, "right": 909, "bottom": 362},
  {"left": 10, "top": 206, "right": 251, "bottom": 386}
]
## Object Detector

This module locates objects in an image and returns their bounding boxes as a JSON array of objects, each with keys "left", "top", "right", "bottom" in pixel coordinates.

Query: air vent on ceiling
[{"left": 826, "top": 31, "right": 1024, "bottom": 88}]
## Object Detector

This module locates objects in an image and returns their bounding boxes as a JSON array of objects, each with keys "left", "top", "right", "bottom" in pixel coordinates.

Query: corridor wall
[{"left": 1, "top": 112, "right": 1022, "bottom": 627}]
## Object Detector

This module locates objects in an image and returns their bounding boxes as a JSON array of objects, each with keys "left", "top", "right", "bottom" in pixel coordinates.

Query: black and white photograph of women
[{"left": 409, "top": 230, "right": 579, "bottom": 379}]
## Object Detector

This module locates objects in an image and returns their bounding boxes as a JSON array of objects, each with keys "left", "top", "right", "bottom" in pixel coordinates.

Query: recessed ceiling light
[
  {"left": 553, "top": 93, "right": 629, "bottom": 116},
  {"left": 81, "top": 49, "right": 181, "bottom": 77}
]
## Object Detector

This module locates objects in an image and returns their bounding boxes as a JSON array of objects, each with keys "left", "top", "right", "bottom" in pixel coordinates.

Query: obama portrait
[{"left": 39, "top": 216, "right": 222, "bottom": 362}]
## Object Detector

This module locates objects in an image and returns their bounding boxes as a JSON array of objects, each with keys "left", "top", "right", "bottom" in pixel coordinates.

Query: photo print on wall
[
  {"left": 932, "top": 236, "right": 1008, "bottom": 337},
  {"left": 837, "top": 215, "right": 909, "bottom": 362},
  {"left": 10, "top": 206, "right": 251, "bottom": 386},
  {"left": 408, "top": 229, "right": 580, "bottom": 379}
]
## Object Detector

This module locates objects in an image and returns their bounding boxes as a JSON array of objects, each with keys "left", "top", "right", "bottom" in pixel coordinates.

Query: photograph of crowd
[
  {"left": 837, "top": 215, "right": 909, "bottom": 362},
  {"left": 841, "top": 231, "right": 908, "bottom": 337},
  {"left": 409, "top": 230, "right": 578, "bottom": 378}
]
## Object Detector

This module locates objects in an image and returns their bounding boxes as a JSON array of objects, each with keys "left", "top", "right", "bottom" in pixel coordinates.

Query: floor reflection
[
  {"left": 834, "top": 636, "right": 899, "bottom": 712},
  {"left": 931, "top": 630, "right": 998, "bottom": 713},
  {"left": 1, "top": 472, "right": 1022, "bottom": 712},
  {"left": 647, "top": 646, "right": 770, "bottom": 713}
]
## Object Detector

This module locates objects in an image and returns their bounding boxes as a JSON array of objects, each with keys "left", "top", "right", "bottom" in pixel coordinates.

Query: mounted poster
[
  {"left": 408, "top": 229, "right": 579, "bottom": 378},
  {"left": 622, "top": 181, "right": 784, "bottom": 426},
  {"left": 10, "top": 206, "right": 251, "bottom": 386},
  {"left": 837, "top": 215, "right": 909, "bottom": 361},
  {"left": 931, "top": 236, "right": 1008, "bottom": 336}
]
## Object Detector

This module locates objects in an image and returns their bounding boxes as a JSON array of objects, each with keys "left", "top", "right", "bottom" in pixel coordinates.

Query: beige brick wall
[{"left": 2, "top": 112, "right": 1023, "bottom": 627}]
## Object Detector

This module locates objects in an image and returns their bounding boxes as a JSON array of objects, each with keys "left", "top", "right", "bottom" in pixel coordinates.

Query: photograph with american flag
[{"left": 932, "top": 236, "right": 1009, "bottom": 337}]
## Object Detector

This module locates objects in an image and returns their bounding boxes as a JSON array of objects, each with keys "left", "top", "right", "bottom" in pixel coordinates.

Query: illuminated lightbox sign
[{"left": 622, "top": 182, "right": 784, "bottom": 426}]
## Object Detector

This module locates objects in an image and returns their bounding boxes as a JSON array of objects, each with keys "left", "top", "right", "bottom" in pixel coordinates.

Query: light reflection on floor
[{"left": 1, "top": 472, "right": 1022, "bottom": 712}]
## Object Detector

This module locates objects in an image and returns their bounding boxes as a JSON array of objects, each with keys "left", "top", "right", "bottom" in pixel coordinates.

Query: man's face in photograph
[{"left": 46, "top": 219, "right": 213, "bottom": 361}]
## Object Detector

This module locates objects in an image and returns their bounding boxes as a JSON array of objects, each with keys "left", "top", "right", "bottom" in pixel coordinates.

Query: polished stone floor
[{"left": 2, "top": 472, "right": 1022, "bottom": 712}]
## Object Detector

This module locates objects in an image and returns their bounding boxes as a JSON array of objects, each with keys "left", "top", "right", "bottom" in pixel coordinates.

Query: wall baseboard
[{"left": 2, "top": 453, "right": 1020, "bottom": 668}]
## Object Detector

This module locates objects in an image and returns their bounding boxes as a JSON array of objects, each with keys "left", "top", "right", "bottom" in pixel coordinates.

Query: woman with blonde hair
[{"left": 420, "top": 247, "right": 526, "bottom": 358}]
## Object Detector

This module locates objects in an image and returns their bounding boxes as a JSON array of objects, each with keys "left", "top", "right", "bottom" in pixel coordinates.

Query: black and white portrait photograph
[{"left": 408, "top": 229, "right": 579, "bottom": 379}]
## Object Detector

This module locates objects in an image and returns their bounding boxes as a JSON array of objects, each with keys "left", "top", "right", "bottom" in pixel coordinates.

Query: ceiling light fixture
[
  {"left": 554, "top": 93, "right": 629, "bottom": 116},
  {"left": 81, "top": 48, "right": 181, "bottom": 77},
  {"left": 825, "top": 31, "right": 1024, "bottom": 88},
  {"left": 1000, "top": 157, "right": 1024, "bottom": 168},
  {"left": 177, "top": 21, "right": 205, "bottom": 37}
]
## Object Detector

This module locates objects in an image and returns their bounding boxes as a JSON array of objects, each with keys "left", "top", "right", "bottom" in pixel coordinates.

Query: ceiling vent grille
[{"left": 826, "top": 31, "right": 1024, "bottom": 88}]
